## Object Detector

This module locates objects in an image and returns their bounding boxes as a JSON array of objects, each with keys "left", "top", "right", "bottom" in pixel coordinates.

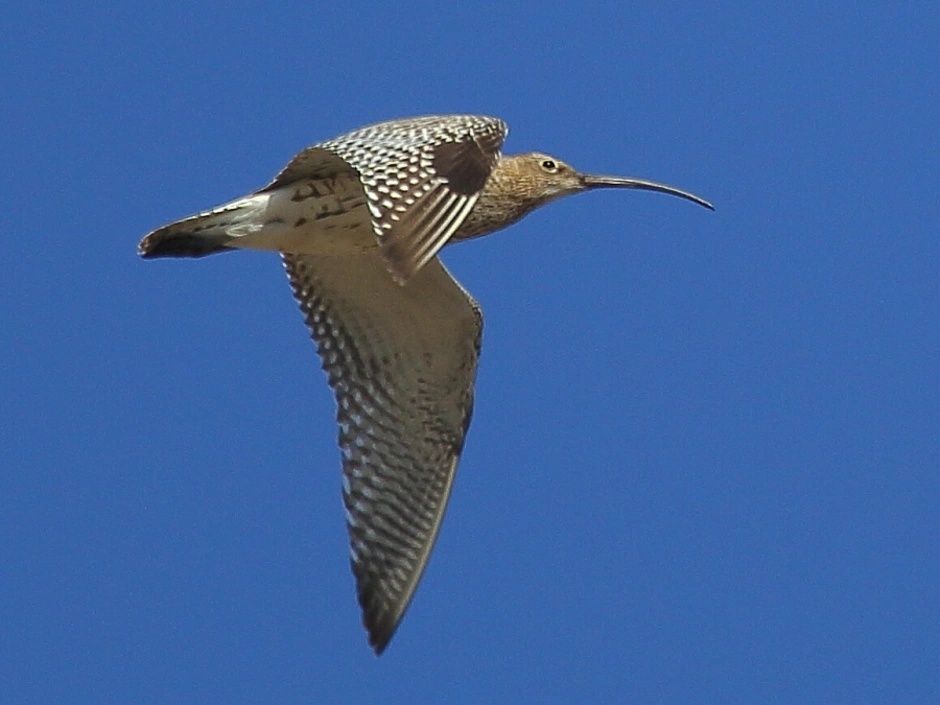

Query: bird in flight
[{"left": 139, "top": 114, "right": 712, "bottom": 654}]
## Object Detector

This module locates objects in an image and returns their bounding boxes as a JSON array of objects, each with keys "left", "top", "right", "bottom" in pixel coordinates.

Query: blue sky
[{"left": 2, "top": 2, "right": 938, "bottom": 703}]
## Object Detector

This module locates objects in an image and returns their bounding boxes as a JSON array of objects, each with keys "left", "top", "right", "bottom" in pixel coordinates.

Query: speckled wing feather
[
  {"left": 283, "top": 251, "right": 483, "bottom": 653},
  {"left": 258, "top": 147, "right": 358, "bottom": 190},
  {"left": 270, "top": 115, "right": 508, "bottom": 282}
]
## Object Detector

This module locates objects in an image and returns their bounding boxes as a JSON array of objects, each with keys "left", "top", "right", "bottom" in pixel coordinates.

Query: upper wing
[
  {"left": 283, "top": 250, "right": 483, "bottom": 654},
  {"left": 274, "top": 115, "right": 508, "bottom": 282},
  {"left": 258, "top": 147, "right": 359, "bottom": 191}
]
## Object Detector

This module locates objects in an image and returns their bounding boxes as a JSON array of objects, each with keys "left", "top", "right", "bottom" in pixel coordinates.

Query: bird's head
[
  {"left": 496, "top": 152, "right": 714, "bottom": 212},
  {"left": 452, "top": 151, "right": 713, "bottom": 244}
]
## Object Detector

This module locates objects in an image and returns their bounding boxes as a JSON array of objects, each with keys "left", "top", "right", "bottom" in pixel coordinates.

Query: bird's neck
[{"left": 452, "top": 167, "right": 543, "bottom": 243}]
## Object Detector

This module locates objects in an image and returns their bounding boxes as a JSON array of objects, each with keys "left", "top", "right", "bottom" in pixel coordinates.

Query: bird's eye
[{"left": 541, "top": 159, "right": 558, "bottom": 173}]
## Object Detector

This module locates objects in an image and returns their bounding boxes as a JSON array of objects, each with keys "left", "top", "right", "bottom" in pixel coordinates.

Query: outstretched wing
[
  {"left": 259, "top": 147, "right": 358, "bottom": 191},
  {"left": 271, "top": 115, "right": 508, "bottom": 282},
  {"left": 283, "top": 250, "right": 483, "bottom": 653}
]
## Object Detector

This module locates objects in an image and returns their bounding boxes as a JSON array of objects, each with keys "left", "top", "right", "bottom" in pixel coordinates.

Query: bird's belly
[
  {"left": 235, "top": 211, "right": 377, "bottom": 254},
  {"left": 232, "top": 179, "right": 378, "bottom": 255}
]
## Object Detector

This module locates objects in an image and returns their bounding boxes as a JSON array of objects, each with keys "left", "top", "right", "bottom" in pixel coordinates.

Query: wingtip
[
  {"left": 362, "top": 600, "right": 401, "bottom": 656},
  {"left": 356, "top": 574, "right": 407, "bottom": 655},
  {"left": 369, "top": 633, "right": 392, "bottom": 656}
]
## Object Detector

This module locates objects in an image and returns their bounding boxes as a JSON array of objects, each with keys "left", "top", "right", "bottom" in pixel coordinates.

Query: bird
[{"left": 138, "top": 114, "right": 713, "bottom": 654}]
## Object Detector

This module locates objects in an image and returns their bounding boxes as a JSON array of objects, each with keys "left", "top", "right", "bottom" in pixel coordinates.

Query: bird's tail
[{"left": 138, "top": 194, "right": 270, "bottom": 259}]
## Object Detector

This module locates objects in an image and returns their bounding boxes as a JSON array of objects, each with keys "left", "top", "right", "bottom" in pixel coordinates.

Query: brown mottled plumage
[{"left": 138, "top": 114, "right": 712, "bottom": 654}]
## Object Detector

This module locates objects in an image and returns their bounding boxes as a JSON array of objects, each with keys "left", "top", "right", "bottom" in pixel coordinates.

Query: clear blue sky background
[{"left": 2, "top": 3, "right": 938, "bottom": 703}]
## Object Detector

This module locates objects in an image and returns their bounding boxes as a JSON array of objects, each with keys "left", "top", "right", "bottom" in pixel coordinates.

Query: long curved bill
[{"left": 581, "top": 174, "right": 714, "bottom": 210}]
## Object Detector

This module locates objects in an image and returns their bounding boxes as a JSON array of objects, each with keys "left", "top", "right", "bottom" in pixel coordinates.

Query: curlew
[{"left": 139, "top": 114, "right": 712, "bottom": 654}]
